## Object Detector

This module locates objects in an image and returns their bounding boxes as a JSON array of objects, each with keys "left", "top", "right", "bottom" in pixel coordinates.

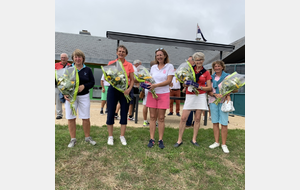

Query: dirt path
[{"left": 55, "top": 101, "right": 245, "bottom": 130}]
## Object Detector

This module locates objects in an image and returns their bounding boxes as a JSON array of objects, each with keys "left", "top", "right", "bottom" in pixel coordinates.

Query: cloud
[{"left": 55, "top": 0, "right": 245, "bottom": 44}]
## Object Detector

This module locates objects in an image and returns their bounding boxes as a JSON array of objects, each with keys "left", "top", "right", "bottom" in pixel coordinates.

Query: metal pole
[
  {"left": 220, "top": 51, "right": 223, "bottom": 60},
  {"left": 116, "top": 40, "right": 120, "bottom": 59},
  {"left": 204, "top": 94, "right": 208, "bottom": 126},
  {"left": 134, "top": 94, "right": 139, "bottom": 124}
]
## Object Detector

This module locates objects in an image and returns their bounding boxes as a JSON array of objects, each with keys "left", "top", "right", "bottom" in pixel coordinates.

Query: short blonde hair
[
  {"left": 192, "top": 52, "right": 205, "bottom": 60},
  {"left": 212, "top": 60, "right": 226, "bottom": 71},
  {"left": 72, "top": 49, "right": 85, "bottom": 63}
]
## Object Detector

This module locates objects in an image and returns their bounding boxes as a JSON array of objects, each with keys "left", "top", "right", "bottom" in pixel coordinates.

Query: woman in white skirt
[{"left": 174, "top": 52, "right": 212, "bottom": 147}]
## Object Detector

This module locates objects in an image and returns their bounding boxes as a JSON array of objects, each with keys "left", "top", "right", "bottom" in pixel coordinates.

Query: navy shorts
[{"left": 106, "top": 86, "right": 130, "bottom": 125}]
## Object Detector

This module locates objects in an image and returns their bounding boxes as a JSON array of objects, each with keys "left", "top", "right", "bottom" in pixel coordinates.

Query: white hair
[
  {"left": 60, "top": 53, "right": 68, "bottom": 58},
  {"left": 133, "top": 59, "right": 141, "bottom": 65},
  {"left": 192, "top": 52, "right": 205, "bottom": 60}
]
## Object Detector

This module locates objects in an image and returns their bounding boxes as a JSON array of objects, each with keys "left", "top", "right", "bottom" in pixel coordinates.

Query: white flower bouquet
[
  {"left": 213, "top": 72, "right": 245, "bottom": 105},
  {"left": 55, "top": 67, "right": 79, "bottom": 115},
  {"left": 134, "top": 65, "right": 158, "bottom": 98},
  {"left": 101, "top": 60, "right": 131, "bottom": 103},
  {"left": 174, "top": 60, "right": 199, "bottom": 95}
]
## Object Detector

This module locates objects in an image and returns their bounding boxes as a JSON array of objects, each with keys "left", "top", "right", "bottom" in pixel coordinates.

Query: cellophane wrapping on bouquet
[
  {"left": 213, "top": 71, "right": 245, "bottom": 105},
  {"left": 55, "top": 67, "right": 79, "bottom": 115},
  {"left": 101, "top": 59, "right": 131, "bottom": 103},
  {"left": 174, "top": 60, "right": 199, "bottom": 95},
  {"left": 134, "top": 65, "right": 158, "bottom": 98}
]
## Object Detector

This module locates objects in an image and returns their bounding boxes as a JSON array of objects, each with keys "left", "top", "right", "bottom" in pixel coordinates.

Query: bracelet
[{"left": 200, "top": 86, "right": 203, "bottom": 90}]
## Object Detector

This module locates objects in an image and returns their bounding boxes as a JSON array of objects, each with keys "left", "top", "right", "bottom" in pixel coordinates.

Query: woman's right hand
[
  {"left": 64, "top": 95, "right": 70, "bottom": 102},
  {"left": 149, "top": 83, "right": 158, "bottom": 91}
]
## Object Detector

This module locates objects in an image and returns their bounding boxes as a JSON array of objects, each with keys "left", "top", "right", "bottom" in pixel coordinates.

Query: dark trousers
[
  {"left": 186, "top": 111, "right": 195, "bottom": 126},
  {"left": 131, "top": 87, "right": 140, "bottom": 116},
  {"left": 106, "top": 86, "right": 130, "bottom": 125}
]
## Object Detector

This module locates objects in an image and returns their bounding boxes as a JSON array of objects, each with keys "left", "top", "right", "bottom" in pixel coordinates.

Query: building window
[{"left": 92, "top": 68, "right": 103, "bottom": 99}]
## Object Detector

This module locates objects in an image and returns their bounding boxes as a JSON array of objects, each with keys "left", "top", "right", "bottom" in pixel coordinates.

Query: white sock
[
  {"left": 109, "top": 136, "right": 113, "bottom": 139},
  {"left": 144, "top": 120, "right": 148, "bottom": 123},
  {"left": 71, "top": 138, "right": 76, "bottom": 141}
]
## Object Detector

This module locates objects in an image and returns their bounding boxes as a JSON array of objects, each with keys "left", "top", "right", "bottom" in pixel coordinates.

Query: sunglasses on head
[{"left": 156, "top": 48, "right": 164, "bottom": 51}]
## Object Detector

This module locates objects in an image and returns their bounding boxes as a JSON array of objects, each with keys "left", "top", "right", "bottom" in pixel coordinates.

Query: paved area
[{"left": 55, "top": 101, "right": 245, "bottom": 130}]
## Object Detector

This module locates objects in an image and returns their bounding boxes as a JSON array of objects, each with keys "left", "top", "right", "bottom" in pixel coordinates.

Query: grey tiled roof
[
  {"left": 56, "top": 32, "right": 196, "bottom": 68},
  {"left": 55, "top": 32, "right": 243, "bottom": 69},
  {"left": 55, "top": 32, "right": 117, "bottom": 64},
  {"left": 203, "top": 37, "right": 245, "bottom": 69}
]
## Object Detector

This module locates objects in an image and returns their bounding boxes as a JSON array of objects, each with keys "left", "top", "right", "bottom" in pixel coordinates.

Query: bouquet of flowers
[
  {"left": 101, "top": 59, "right": 131, "bottom": 103},
  {"left": 174, "top": 60, "right": 199, "bottom": 95},
  {"left": 55, "top": 67, "right": 79, "bottom": 115},
  {"left": 134, "top": 65, "right": 158, "bottom": 98},
  {"left": 213, "top": 71, "right": 245, "bottom": 105}
]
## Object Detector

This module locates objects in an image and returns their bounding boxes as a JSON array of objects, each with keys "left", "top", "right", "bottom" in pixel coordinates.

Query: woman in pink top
[{"left": 207, "top": 60, "right": 238, "bottom": 153}]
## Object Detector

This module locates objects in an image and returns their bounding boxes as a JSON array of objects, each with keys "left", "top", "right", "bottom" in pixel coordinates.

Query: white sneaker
[
  {"left": 221, "top": 145, "right": 230, "bottom": 153},
  {"left": 209, "top": 142, "right": 220, "bottom": 149},
  {"left": 107, "top": 137, "right": 114, "bottom": 145},
  {"left": 68, "top": 139, "right": 76, "bottom": 148},
  {"left": 85, "top": 137, "right": 96, "bottom": 145},
  {"left": 120, "top": 136, "right": 127, "bottom": 145}
]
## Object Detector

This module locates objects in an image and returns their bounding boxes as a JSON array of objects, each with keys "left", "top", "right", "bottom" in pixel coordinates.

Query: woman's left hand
[
  {"left": 224, "top": 93, "right": 231, "bottom": 103},
  {"left": 215, "top": 93, "right": 223, "bottom": 99},
  {"left": 124, "top": 88, "right": 130, "bottom": 96},
  {"left": 78, "top": 85, "right": 85, "bottom": 92}
]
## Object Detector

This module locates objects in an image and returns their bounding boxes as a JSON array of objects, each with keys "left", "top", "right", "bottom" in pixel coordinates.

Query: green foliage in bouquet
[
  {"left": 101, "top": 60, "right": 131, "bottom": 103},
  {"left": 175, "top": 63, "right": 195, "bottom": 83},
  {"left": 213, "top": 72, "right": 245, "bottom": 105},
  {"left": 135, "top": 65, "right": 158, "bottom": 98},
  {"left": 174, "top": 60, "right": 199, "bottom": 95},
  {"left": 55, "top": 67, "right": 79, "bottom": 115}
]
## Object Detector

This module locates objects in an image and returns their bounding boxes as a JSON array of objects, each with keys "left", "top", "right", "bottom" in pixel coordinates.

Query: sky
[{"left": 55, "top": 0, "right": 245, "bottom": 44}]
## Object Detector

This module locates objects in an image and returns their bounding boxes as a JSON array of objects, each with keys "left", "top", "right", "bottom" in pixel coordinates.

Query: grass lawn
[{"left": 55, "top": 124, "right": 245, "bottom": 190}]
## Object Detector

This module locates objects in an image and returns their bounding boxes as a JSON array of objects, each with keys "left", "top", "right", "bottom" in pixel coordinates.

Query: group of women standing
[{"left": 61, "top": 45, "right": 235, "bottom": 154}]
